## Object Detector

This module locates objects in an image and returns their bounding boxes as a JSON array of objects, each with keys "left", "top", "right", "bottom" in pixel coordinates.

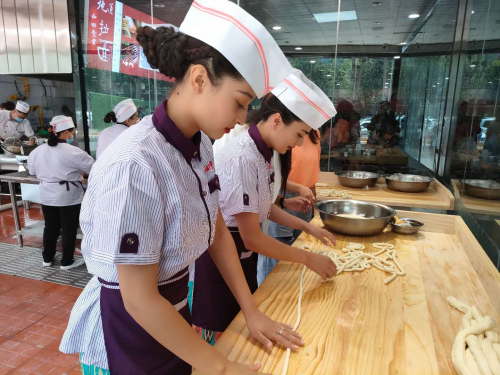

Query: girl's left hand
[
  {"left": 304, "top": 225, "right": 337, "bottom": 246},
  {"left": 244, "top": 309, "right": 304, "bottom": 351}
]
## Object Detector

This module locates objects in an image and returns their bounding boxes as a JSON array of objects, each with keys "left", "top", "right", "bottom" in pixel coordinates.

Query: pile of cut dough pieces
[
  {"left": 317, "top": 189, "right": 353, "bottom": 199},
  {"left": 448, "top": 296, "right": 500, "bottom": 375},
  {"left": 318, "top": 242, "right": 406, "bottom": 284}
]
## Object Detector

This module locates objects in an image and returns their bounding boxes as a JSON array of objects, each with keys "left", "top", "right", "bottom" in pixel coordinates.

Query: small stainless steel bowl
[
  {"left": 461, "top": 179, "right": 500, "bottom": 200},
  {"left": 391, "top": 218, "right": 424, "bottom": 235},
  {"left": 385, "top": 174, "right": 433, "bottom": 193},
  {"left": 315, "top": 200, "right": 396, "bottom": 236},
  {"left": 336, "top": 171, "right": 381, "bottom": 189}
]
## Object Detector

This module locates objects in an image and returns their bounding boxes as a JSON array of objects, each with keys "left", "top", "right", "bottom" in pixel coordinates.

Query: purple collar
[
  {"left": 57, "top": 139, "right": 67, "bottom": 143},
  {"left": 248, "top": 125, "right": 272, "bottom": 163},
  {"left": 152, "top": 100, "right": 201, "bottom": 163}
]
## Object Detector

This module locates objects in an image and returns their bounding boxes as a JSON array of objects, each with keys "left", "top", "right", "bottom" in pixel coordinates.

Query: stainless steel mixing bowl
[
  {"left": 316, "top": 200, "right": 396, "bottom": 236},
  {"left": 336, "top": 171, "right": 381, "bottom": 188},
  {"left": 461, "top": 179, "right": 500, "bottom": 200},
  {"left": 385, "top": 174, "right": 433, "bottom": 193}
]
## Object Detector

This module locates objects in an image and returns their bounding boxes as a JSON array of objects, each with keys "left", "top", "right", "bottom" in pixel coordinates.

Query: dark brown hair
[
  {"left": 136, "top": 26, "right": 243, "bottom": 87},
  {"left": 247, "top": 93, "right": 303, "bottom": 195}
]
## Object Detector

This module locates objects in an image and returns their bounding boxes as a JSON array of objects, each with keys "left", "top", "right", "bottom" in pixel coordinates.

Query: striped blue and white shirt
[
  {"left": 60, "top": 101, "right": 220, "bottom": 369},
  {"left": 216, "top": 126, "right": 274, "bottom": 228}
]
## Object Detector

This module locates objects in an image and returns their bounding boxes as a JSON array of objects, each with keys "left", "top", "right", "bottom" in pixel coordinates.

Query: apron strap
[{"left": 58, "top": 181, "right": 83, "bottom": 191}]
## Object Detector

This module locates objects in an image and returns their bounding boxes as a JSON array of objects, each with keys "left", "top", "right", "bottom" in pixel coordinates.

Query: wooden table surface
[
  {"left": 316, "top": 172, "right": 455, "bottom": 210},
  {"left": 197, "top": 211, "right": 500, "bottom": 375},
  {"left": 451, "top": 179, "right": 500, "bottom": 216}
]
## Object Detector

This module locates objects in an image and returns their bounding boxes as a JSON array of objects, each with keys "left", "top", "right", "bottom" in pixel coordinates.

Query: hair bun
[{"left": 136, "top": 26, "right": 191, "bottom": 80}]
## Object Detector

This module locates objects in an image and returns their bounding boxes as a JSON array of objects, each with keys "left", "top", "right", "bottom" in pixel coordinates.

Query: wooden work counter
[
  {"left": 196, "top": 212, "right": 500, "bottom": 375},
  {"left": 451, "top": 179, "right": 500, "bottom": 216},
  {"left": 316, "top": 172, "right": 455, "bottom": 210}
]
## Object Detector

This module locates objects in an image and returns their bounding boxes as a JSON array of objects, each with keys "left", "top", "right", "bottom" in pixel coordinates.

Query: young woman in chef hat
[
  {"left": 96, "top": 99, "right": 139, "bottom": 159},
  {"left": 191, "top": 69, "right": 338, "bottom": 344},
  {"left": 28, "top": 116, "right": 94, "bottom": 270},
  {"left": 59, "top": 1, "right": 305, "bottom": 374}
]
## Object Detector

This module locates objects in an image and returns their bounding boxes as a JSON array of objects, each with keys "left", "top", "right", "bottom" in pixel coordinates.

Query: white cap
[
  {"left": 50, "top": 116, "right": 75, "bottom": 133},
  {"left": 179, "top": 0, "right": 292, "bottom": 98},
  {"left": 16, "top": 101, "right": 30, "bottom": 114},
  {"left": 114, "top": 99, "right": 137, "bottom": 123},
  {"left": 271, "top": 69, "right": 336, "bottom": 130}
]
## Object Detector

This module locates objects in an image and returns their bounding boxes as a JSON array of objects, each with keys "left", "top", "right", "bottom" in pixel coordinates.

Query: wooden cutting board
[
  {"left": 194, "top": 211, "right": 499, "bottom": 375},
  {"left": 316, "top": 172, "right": 455, "bottom": 210}
]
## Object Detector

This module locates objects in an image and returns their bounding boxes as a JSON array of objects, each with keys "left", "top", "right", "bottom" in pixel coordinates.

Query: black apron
[
  {"left": 192, "top": 228, "right": 258, "bottom": 332},
  {"left": 100, "top": 268, "right": 191, "bottom": 375}
]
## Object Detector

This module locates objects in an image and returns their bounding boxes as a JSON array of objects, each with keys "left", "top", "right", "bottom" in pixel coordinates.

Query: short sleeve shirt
[
  {"left": 216, "top": 126, "right": 274, "bottom": 227},
  {"left": 0, "top": 110, "right": 34, "bottom": 139},
  {"left": 80, "top": 100, "right": 220, "bottom": 282}
]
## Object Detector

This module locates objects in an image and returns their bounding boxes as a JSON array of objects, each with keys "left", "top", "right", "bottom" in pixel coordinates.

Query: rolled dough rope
[
  {"left": 472, "top": 306, "right": 500, "bottom": 344},
  {"left": 494, "top": 344, "right": 500, "bottom": 360},
  {"left": 452, "top": 317, "right": 496, "bottom": 375},
  {"left": 281, "top": 246, "right": 309, "bottom": 375},
  {"left": 467, "top": 348, "right": 482, "bottom": 375},
  {"left": 448, "top": 296, "right": 472, "bottom": 314},
  {"left": 480, "top": 338, "right": 500, "bottom": 375}
]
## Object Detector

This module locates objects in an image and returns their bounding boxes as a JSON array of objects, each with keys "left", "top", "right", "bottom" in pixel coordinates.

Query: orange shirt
[{"left": 288, "top": 131, "right": 321, "bottom": 188}]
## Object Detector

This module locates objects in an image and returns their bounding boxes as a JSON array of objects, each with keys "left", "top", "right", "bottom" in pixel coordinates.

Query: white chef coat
[
  {"left": 95, "top": 124, "right": 128, "bottom": 159},
  {"left": 28, "top": 142, "right": 95, "bottom": 206},
  {"left": 216, "top": 126, "right": 274, "bottom": 227},
  {"left": 60, "top": 101, "right": 220, "bottom": 369},
  {"left": 0, "top": 110, "right": 35, "bottom": 140}
]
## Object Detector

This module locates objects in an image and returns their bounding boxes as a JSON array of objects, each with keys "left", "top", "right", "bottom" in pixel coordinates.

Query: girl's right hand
[
  {"left": 304, "top": 252, "right": 337, "bottom": 280},
  {"left": 222, "top": 362, "right": 270, "bottom": 375}
]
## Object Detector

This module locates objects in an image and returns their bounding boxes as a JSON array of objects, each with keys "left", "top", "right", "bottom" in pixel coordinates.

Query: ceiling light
[
  {"left": 337, "top": 83, "right": 340, "bottom": 86},
  {"left": 310, "top": 60, "right": 316, "bottom": 63},
  {"left": 327, "top": 74, "right": 332, "bottom": 77},
  {"left": 314, "top": 11, "right": 357, "bottom": 23},
  {"left": 389, "top": 73, "right": 393, "bottom": 75},
  {"left": 372, "top": 2, "right": 382, "bottom": 6},
  {"left": 437, "top": 83, "right": 440, "bottom": 85},
  {"left": 399, "top": 42, "right": 407, "bottom": 45},
  {"left": 489, "top": 82, "right": 493, "bottom": 84},
  {"left": 445, "top": 77, "right": 449, "bottom": 80},
  {"left": 472, "top": 10, "right": 475, "bottom": 14},
  {"left": 470, "top": 64, "right": 476, "bottom": 67},
  {"left": 295, "top": 47, "right": 303, "bottom": 50},
  {"left": 374, "top": 22, "right": 382, "bottom": 25},
  {"left": 272, "top": 26, "right": 282, "bottom": 30},
  {"left": 433, "top": 85, "right": 436, "bottom": 88},
  {"left": 409, "top": 14, "right": 420, "bottom": 19},
  {"left": 394, "top": 56, "right": 401, "bottom": 59}
]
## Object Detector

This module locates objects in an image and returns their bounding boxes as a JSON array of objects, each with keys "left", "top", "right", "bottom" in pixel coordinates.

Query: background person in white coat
[
  {"left": 28, "top": 116, "right": 94, "bottom": 270},
  {"left": 0, "top": 101, "right": 36, "bottom": 145},
  {"left": 96, "top": 99, "right": 139, "bottom": 159}
]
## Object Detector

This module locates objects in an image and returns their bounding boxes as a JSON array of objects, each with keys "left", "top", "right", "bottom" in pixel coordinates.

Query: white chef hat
[
  {"left": 271, "top": 69, "right": 337, "bottom": 130},
  {"left": 179, "top": 0, "right": 292, "bottom": 98},
  {"left": 16, "top": 101, "right": 30, "bottom": 114},
  {"left": 50, "top": 116, "right": 75, "bottom": 133},
  {"left": 114, "top": 99, "right": 137, "bottom": 123}
]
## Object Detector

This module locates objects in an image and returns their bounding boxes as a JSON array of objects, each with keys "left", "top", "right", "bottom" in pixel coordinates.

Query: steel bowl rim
[
  {"left": 392, "top": 218, "right": 424, "bottom": 228},
  {"left": 335, "top": 171, "right": 382, "bottom": 179},
  {"left": 384, "top": 174, "right": 434, "bottom": 183},
  {"left": 315, "top": 199, "right": 396, "bottom": 220},
  {"left": 460, "top": 179, "right": 500, "bottom": 191}
]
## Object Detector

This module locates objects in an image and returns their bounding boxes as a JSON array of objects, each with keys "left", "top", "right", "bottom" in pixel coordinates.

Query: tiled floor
[
  {"left": 0, "top": 274, "right": 82, "bottom": 375},
  {"left": 0, "top": 202, "right": 84, "bottom": 374}
]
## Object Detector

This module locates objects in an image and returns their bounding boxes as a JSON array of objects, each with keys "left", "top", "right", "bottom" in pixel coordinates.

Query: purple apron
[
  {"left": 192, "top": 228, "right": 258, "bottom": 332},
  {"left": 100, "top": 268, "right": 191, "bottom": 375}
]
